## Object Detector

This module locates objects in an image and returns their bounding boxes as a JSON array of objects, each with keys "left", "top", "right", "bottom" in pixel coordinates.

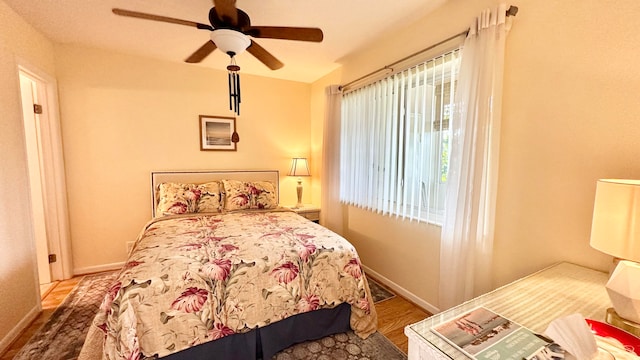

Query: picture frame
[{"left": 199, "top": 115, "right": 237, "bottom": 151}]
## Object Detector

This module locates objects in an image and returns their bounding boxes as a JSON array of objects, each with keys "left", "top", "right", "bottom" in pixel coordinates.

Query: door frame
[{"left": 18, "top": 62, "right": 73, "bottom": 281}]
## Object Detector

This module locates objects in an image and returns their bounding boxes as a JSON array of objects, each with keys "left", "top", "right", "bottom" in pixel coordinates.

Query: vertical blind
[{"left": 340, "top": 50, "right": 460, "bottom": 224}]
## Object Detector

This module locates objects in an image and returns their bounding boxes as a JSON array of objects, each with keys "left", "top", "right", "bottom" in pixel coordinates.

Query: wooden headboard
[{"left": 150, "top": 170, "right": 280, "bottom": 217}]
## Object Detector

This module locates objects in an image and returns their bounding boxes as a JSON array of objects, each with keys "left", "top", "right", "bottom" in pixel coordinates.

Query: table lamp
[
  {"left": 589, "top": 179, "right": 640, "bottom": 336},
  {"left": 288, "top": 158, "right": 310, "bottom": 208}
]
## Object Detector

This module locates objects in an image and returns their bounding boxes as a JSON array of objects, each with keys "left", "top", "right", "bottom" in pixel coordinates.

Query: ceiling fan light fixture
[{"left": 210, "top": 29, "right": 251, "bottom": 57}]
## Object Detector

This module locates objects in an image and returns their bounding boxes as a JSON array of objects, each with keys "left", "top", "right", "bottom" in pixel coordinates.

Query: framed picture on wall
[{"left": 199, "top": 115, "right": 237, "bottom": 151}]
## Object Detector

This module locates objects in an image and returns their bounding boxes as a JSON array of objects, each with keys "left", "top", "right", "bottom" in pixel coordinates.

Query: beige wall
[
  {"left": 322, "top": 0, "right": 640, "bottom": 310},
  {"left": 493, "top": 0, "right": 640, "bottom": 283},
  {"left": 0, "top": 0, "right": 56, "bottom": 350},
  {"left": 54, "top": 45, "right": 313, "bottom": 273}
]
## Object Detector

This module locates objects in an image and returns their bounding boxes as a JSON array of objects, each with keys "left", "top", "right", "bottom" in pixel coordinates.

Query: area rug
[
  {"left": 367, "top": 277, "right": 396, "bottom": 303},
  {"left": 14, "top": 272, "right": 404, "bottom": 360},
  {"left": 273, "top": 331, "right": 405, "bottom": 360},
  {"left": 12, "top": 271, "right": 118, "bottom": 360}
]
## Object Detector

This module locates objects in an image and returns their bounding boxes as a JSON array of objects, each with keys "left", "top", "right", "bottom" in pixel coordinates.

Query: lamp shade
[
  {"left": 210, "top": 29, "right": 250, "bottom": 56},
  {"left": 288, "top": 158, "right": 310, "bottom": 177},
  {"left": 590, "top": 179, "right": 640, "bottom": 262}
]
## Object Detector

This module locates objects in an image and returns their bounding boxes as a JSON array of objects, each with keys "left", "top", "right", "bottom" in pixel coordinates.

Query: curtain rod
[{"left": 339, "top": 5, "right": 519, "bottom": 92}]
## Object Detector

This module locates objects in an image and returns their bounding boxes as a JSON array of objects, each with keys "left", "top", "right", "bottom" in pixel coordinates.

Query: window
[{"left": 340, "top": 50, "right": 460, "bottom": 225}]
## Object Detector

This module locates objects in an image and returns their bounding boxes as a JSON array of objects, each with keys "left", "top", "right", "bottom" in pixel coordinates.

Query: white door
[
  {"left": 19, "top": 72, "right": 52, "bottom": 284},
  {"left": 18, "top": 66, "right": 73, "bottom": 283}
]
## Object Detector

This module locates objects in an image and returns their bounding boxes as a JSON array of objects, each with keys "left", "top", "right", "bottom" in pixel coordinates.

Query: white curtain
[
  {"left": 320, "top": 85, "right": 345, "bottom": 235},
  {"left": 439, "top": 4, "right": 513, "bottom": 310}
]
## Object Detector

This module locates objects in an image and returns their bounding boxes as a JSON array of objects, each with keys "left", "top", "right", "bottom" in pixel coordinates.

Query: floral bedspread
[{"left": 93, "top": 210, "right": 377, "bottom": 360}]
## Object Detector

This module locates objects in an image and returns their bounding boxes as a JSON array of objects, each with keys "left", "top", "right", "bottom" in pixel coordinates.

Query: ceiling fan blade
[
  {"left": 212, "top": 0, "right": 238, "bottom": 26},
  {"left": 247, "top": 41, "right": 284, "bottom": 70},
  {"left": 112, "top": 8, "right": 213, "bottom": 30},
  {"left": 185, "top": 41, "right": 217, "bottom": 63},
  {"left": 244, "top": 26, "right": 324, "bottom": 42}
]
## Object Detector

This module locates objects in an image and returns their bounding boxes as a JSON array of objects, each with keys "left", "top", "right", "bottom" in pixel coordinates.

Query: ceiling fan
[{"left": 112, "top": 0, "right": 324, "bottom": 70}]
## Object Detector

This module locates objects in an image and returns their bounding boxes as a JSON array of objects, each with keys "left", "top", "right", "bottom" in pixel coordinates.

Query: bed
[{"left": 79, "top": 170, "right": 378, "bottom": 360}]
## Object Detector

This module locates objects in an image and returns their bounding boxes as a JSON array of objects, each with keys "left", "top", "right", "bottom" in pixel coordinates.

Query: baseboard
[
  {"left": 0, "top": 304, "right": 40, "bottom": 355},
  {"left": 73, "top": 261, "right": 124, "bottom": 276},
  {"left": 362, "top": 264, "right": 440, "bottom": 315}
]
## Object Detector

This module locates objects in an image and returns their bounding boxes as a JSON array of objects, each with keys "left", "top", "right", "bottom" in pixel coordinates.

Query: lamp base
[
  {"left": 295, "top": 180, "right": 303, "bottom": 209},
  {"left": 605, "top": 307, "right": 640, "bottom": 337}
]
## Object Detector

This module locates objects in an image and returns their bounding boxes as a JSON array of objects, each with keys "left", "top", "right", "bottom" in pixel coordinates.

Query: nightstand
[{"left": 285, "top": 205, "right": 320, "bottom": 223}]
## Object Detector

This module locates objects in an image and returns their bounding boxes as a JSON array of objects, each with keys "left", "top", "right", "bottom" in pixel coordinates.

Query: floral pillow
[
  {"left": 155, "top": 182, "right": 202, "bottom": 217},
  {"left": 196, "top": 181, "right": 223, "bottom": 213},
  {"left": 222, "top": 180, "right": 278, "bottom": 211}
]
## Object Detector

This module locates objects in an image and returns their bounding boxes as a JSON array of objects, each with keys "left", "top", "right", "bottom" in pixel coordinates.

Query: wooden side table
[
  {"left": 404, "top": 262, "right": 611, "bottom": 360},
  {"left": 285, "top": 205, "right": 320, "bottom": 223}
]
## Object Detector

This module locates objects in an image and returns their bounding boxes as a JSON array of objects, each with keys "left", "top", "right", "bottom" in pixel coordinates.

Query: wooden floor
[
  {"left": 372, "top": 281, "right": 432, "bottom": 354},
  {"left": 1, "top": 275, "right": 431, "bottom": 358}
]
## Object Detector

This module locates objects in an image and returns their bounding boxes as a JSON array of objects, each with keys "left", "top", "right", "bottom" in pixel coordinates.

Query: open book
[{"left": 431, "top": 307, "right": 565, "bottom": 360}]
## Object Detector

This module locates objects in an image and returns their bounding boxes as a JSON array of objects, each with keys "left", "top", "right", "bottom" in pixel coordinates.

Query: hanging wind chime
[
  {"left": 226, "top": 54, "right": 240, "bottom": 144},
  {"left": 227, "top": 55, "right": 241, "bottom": 116}
]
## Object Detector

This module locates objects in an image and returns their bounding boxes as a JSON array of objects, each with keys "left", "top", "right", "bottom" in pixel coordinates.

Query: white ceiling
[{"left": 4, "top": 0, "right": 446, "bottom": 83}]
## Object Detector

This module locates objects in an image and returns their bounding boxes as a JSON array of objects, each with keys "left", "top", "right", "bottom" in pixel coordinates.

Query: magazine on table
[{"left": 431, "top": 306, "right": 566, "bottom": 360}]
